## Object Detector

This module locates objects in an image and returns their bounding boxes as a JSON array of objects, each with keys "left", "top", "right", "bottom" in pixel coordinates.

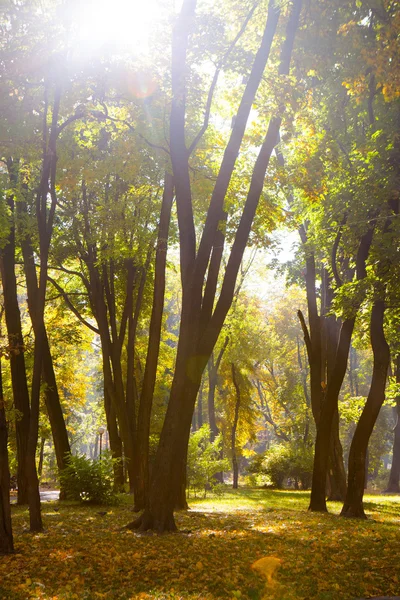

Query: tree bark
[
  {"left": 341, "top": 298, "right": 390, "bottom": 517},
  {"left": 104, "top": 386, "right": 124, "bottom": 490},
  {"left": 386, "top": 356, "right": 400, "bottom": 493},
  {"left": 197, "top": 378, "right": 204, "bottom": 429},
  {"left": 19, "top": 224, "right": 71, "bottom": 497},
  {"left": 231, "top": 364, "right": 241, "bottom": 489},
  {"left": 1, "top": 160, "right": 31, "bottom": 505},
  {"left": 309, "top": 226, "right": 373, "bottom": 512},
  {"left": 38, "top": 437, "right": 45, "bottom": 479},
  {"left": 0, "top": 360, "right": 14, "bottom": 554},
  {"left": 207, "top": 339, "right": 229, "bottom": 483},
  {"left": 133, "top": 174, "right": 173, "bottom": 511},
  {"left": 125, "top": 0, "right": 301, "bottom": 532}
]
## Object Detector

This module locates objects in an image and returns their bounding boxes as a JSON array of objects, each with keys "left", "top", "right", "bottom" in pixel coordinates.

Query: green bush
[
  {"left": 187, "top": 424, "right": 229, "bottom": 496},
  {"left": 247, "top": 442, "right": 314, "bottom": 489},
  {"left": 59, "top": 452, "right": 118, "bottom": 504}
]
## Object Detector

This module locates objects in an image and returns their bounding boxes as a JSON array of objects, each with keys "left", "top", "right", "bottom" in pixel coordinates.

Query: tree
[
  {"left": 386, "top": 355, "right": 400, "bottom": 493},
  {"left": 0, "top": 355, "right": 13, "bottom": 554},
  {"left": 127, "top": 0, "right": 302, "bottom": 532}
]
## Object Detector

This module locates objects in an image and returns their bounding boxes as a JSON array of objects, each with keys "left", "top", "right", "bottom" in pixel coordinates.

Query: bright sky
[{"left": 72, "top": 0, "right": 160, "bottom": 57}]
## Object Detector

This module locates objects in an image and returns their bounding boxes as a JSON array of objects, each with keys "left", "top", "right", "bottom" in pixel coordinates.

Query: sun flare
[{"left": 70, "top": 0, "right": 159, "bottom": 57}]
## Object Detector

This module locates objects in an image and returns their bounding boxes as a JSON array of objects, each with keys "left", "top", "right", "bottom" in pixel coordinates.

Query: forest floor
[{"left": 2, "top": 488, "right": 400, "bottom": 600}]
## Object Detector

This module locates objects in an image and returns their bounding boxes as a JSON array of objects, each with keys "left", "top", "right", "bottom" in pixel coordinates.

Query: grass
[{"left": 1, "top": 488, "right": 400, "bottom": 600}]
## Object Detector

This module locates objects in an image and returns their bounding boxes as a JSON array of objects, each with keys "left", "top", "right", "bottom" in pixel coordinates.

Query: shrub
[
  {"left": 59, "top": 452, "right": 118, "bottom": 504},
  {"left": 247, "top": 442, "right": 314, "bottom": 489},
  {"left": 187, "top": 424, "right": 230, "bottom": 496}
]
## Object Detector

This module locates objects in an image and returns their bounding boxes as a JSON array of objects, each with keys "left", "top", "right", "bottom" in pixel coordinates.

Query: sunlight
[{"left": 69, "top": 0, "right": 159, "bottom": 57}]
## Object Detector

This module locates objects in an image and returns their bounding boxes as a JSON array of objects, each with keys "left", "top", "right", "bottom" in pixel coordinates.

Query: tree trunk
[
  {"left": 197, "top": 378, "right": 204, "bottom": 429},
  {"left": 0, "top": 360, "right": 14, "bottom": 554},
  {"left": 1, "top": 165, "right": 31, "bottom": 505},
  {"left": 133, "top": 174, "right": 173, "bottom": 511},
  {"left": 207, "top": 355, "right": 219, "bottom": 442},
  {"left": 104, "top": 387, "right": 124, "bottom": 490},
  {"left": 175, "top": 442, "right": 189, "bottom": 510},
  {"left": 41, "top": 333, "right": 71, "bottom": 479},
  {"left": 207, "top": 346, "right": 228, "bottom": 484},
  {"left": 19, "top": 203, "right": 71, "bottom": 489},
  {"left": 309, "top": 317, "right": 355, "bottom": 511},
  {"left": 327, "top": 410, "right": 347, "bottom": 500},
  {"left": 38, "top": 438, "right": 45, "bottom": 479},
  {"left": 26, "top": 322, "right": 45, "bottom": 532},
  {"left": 231, "top": 363, "right": 241, "bottom": 490},
  {"left": 324, "top": 273, "right": 347, "bottom": 501},
  {"left": 386, "top": 356, "right": 400, "bottom": 493},
  {"left": 341, "top": 299, "right": 390, "bottom": 517},
  {"left": 127, "top": 347, "right": 204, "bottom": 531},
  {"left": 125, "top": 0, "right": 301, "bottom": 532},
  {"left": 309, "top": 226, "right": 373, "bottom": 512}
]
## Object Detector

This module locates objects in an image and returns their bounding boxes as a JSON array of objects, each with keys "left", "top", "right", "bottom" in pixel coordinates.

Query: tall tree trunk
[
  {"left": 324, "top": 278, "right": 347, "bottom": 501},
  {"left": 231, "top": 364, "right": 241, "bottom": 490},
  {"left": 37, "top": 437, "right": 45, "bottom": 479},
  {"left": 341, "top": 298, "right": 390, "bottom": 517},
  {"left": 327, "top": 410, "right": 347, "bottom": 500},
  {"left": 133, "top": 174, "right": 173, "bottom": 511},
  {"left": 1, "top": 162, "right": 31, "bottom": 505},
  {"left": 207, "top": 355, "right": 219, "bottom": 442},
  {"left": 26, "top": 322, "right": 44, "bottom": 532},
  {"left": 386, "top": 356, "right": 400, "bottom": 493},
  {"left": 197, "top": 378, "right": 204, "bottom": 429},
  {"left": 309, "top": 227, "right": 373, "bottom": 512},
  {"left": 126, "top": 0, "right": 301, "bottom": 533},
  {"left": 0, "top": 359, "right": 14, "bottom": 554},
  {"left": 104, "top": 386, "right": 124, "bottom": 490},
  {"left": 19, "top": 202, "right": 71, "bottom": 488},
  {"left": 207, "top": 340, "right": 228, "bottom": 483}
]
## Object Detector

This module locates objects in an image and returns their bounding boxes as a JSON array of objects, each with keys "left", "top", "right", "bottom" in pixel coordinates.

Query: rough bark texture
[
  {"left": 341, "top": 299, "right": 390, "bottom": 518},
  {"left": 0, "top": 363, "right": 14, "bottom": 554},
  {"left": 386, "top": 356, "right": 400, "bottom": 493}
]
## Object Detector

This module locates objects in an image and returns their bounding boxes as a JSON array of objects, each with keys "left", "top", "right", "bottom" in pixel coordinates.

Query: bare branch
[
  {"left": 188, "top": 1, "right": 259, "bottom": 155},
  {"left": 47, "top": 275, "right": 99, "bottom": 335}
]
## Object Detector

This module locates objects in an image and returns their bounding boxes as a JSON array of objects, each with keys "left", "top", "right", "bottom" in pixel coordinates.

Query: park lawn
[{"left": 1, "top": 488, "right": 400, "bottom": 600}]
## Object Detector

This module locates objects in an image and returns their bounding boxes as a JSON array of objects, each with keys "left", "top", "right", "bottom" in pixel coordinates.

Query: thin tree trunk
[
  {"left": 341, "top": 298, "right": 390, "bottom": 517},
  {"left": 0, "top": 359, "right": 14, "bottom": 554},
  {"left": 231, "top": 364, "right": 241, "bottom": 489},
  {"left": 26, "top": 322, "right": 44, "bottom": 532},
  {"left": 197, "top": 378, "right": 204, "bottom": 429},
  {"left": 207, "top": 340, "right": 228, "bottom": 483},
  {"left": 1, "top": 162, "right": 30, "bottom": 505},
  {"left": 19, "top": 202, "right": 71, "bottom": 488},
  {"left": 104, "top": 386, "right": 124, "bottom": 490},
  {"left": 386, "top": 356, "right": 400, "bottom": 493},
  {"left": 324, "top": 272, "right": 347, "bottom": 501},
  {"left": 38, "top": 438, "right": 45, "bottom": 479}
]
